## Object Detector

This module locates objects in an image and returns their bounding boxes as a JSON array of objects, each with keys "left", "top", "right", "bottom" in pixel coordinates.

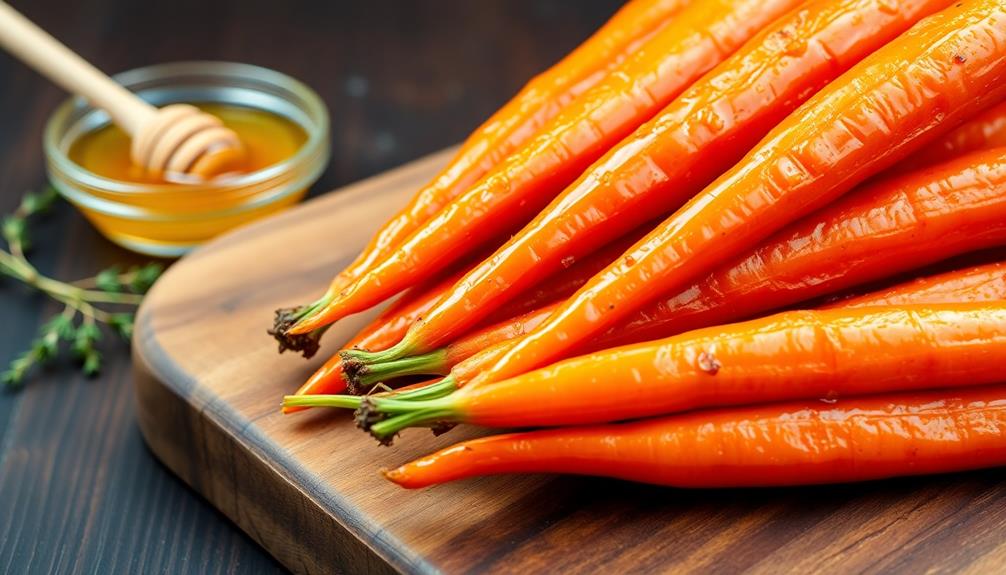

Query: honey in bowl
[
  {"left": 68, "top": 103, "right": 307, "bottom": 185},
  {"left": 46, "top": 62, "right": 329, "bottom": 257}
]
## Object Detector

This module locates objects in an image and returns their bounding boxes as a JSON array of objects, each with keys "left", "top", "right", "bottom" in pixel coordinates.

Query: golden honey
[
  {"left": 45, "top": 62, "right": 329, "bottom": 257},
  {"left": 68, "top": 104, "right": 306, "bottom": 185}
]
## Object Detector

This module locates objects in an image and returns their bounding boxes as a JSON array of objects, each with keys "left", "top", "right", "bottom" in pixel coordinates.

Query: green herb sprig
[{"left": 1, "top": 187, "right": 163, "bottom": 386}]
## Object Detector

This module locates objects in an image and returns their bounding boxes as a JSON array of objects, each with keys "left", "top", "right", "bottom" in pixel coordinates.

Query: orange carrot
[
  {"left": 289, "top": 0, "right": 805, "bottom": 335},
  {"left": 474, "top": 0, "right": 1006, "bottom": 387},
  {"left": 345, "top": 0, "right": 957, "bottom": 367},
  {"left": 270, "top": 0, "right": 690, "bottom": 353},
  {"left": 312, "top": 303, "right": 1006, "bottom": 441},
  {"left": 382, "top": 385, "right": 1006, "bottom": 488},
  {"left": 603, "top": 147, "right": 1006, "bottom": 349}
]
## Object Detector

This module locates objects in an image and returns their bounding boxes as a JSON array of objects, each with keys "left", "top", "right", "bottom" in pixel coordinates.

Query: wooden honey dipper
[{"left": 0, "top": 1, "right": 245, "bottom": 179}]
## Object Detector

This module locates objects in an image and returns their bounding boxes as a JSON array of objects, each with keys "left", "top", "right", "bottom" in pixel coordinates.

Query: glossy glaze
[
  {"left": 480, "top": 0, "right": 1006, "bottom": 386},
  {"left": 609, "top": 146, "right": 1006, "bottom": 346},
  {"left": 436, "top": 146, "right": 1006, "bottom": 387},
  {"left": 905, "top": 100, "right": 1006, "bottom": 170},
  {"left": 287, "top": 0, "right": 689, "bottom": 323},
  {"left": 293, "top": 0, "right": 801, "bottom": 333},
  {"left": 385, "top": 385, "right": 1006, "bottom": 489},
  {"left": 363, "top": 0, "right": 955, "bottom": 363},
  {"left": 362, "top": 303, "right": 1006, "bottom": 437}
]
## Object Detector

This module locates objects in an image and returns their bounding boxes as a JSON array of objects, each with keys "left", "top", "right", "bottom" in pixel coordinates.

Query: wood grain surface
[
  {"left": 0, "top": 1, "right": 622, "bottom": 572},
  {"left": 134, "top": 147, "right": 1006, "bottom": 575}
]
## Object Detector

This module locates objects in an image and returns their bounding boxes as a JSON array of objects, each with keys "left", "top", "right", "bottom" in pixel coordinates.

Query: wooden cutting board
[{"left": 133, "top": 148, "right": 1006, "bottom": 575}]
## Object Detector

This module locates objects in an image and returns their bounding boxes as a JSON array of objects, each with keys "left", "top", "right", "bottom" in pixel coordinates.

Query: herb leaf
[{"left": 1, "top": 188, "right": 160, "bottom": 385}]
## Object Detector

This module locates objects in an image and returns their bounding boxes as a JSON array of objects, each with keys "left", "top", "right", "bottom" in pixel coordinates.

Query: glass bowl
[{"left": 44, "top": 61, "right": 330, "bottom": 257}]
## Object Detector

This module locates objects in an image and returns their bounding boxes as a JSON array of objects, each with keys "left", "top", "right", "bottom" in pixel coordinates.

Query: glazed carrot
[
  {"left": 289, "top": 0, "right": 805, "bottom": 336},
  {"left": 603, "top": 146, "right": 1006, "bottom": 348},
  {"left": 309, "top": 303, "right": 1006, "bottom": 441},
  {"left": 345, "top": 147, "right": 1006, "bottom": 392},
  {"left": 269, "top": 0, "right": 689, "bottom": 353},
  {"left": 382, "top": 385, "right": 1006, "bottom": 488},
  {"left": 824, "top": 260, "right": 1006, "bottom": 309},
  {"left": 291, "top": 225, "right": 653, "bottom": 405},
  {"left": 473, "top": 0, "right": 1006, "bottom": 387},
  {"left": 345, "top": 0, "right": 956, "bottom": 366},
  {"left": 902, "top": 100, "right": 1006, "bottom": 171}
]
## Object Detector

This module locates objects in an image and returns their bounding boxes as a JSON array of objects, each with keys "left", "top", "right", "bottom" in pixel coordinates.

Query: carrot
[
  {"left": 382, "top": 385, "right": 1006, "bottom": 489},
  {"left": 902, "top": 100, "right": 1006, "bottom": 170},
  {"left": 472, "top": 0, "right": 1006, "bottom": 388},
  {"left": 288, "top": 0, "right": 806, "bottom": 336},
  {"left": 289, "top": 225, "right": 653, "bottom": 407},
  {"left": 268, "top": 0, "right": 690, "bottom": 354},
  {"left": 824, "top": 260, "right": 1006, "bottom": 309},
  {"left": 344, "top": 146, "right": 1006, "bottom": 392},
  {"left": 603, "top": 146, "right": 1006, "bottom": 349},
  {"left": 302, "top": 302, "right": 1006, "bottom": 440},
  {"left": 344, "top": 0, "right": 957, "bottom": 368}
]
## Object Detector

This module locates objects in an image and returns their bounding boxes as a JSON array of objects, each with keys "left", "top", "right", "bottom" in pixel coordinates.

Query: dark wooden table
[{"left": 0, "top": 1, "right": 621, "bottom": 571}]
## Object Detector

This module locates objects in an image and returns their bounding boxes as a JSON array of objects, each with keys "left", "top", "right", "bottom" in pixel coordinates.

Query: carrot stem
[
  {"left": 282, "top": 394, "right": 361, "bottom": 410},
  {"left": 385, "top": 376, "right": 459, "bottom": 402},
  {"left": 351, "top": 349, "right": 450, "bottom": 390},
  {"left": 342, "top": 334, "right": 424, "bottom": 374},
  {"left": 362, "top": 400, "right": 457, "bottom": 442},
  {"left": 283, "top": 374, "right": 459, "bottom": 418}
]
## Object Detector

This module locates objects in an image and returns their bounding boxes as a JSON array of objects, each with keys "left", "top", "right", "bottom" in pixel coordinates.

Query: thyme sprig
[{"left": 1, "top": 187, "right": 163, "bottom": 386}]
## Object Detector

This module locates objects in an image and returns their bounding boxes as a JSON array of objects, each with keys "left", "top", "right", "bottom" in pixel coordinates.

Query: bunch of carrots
[{"left": 273, "top": 0, "right": 1006, "bottom": 489}]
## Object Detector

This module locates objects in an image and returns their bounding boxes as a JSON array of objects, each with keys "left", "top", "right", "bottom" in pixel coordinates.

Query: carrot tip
[
  {"left": 381, "top": 467, "right": 408, "bottom": 487},
  {"left": 281, "top": 403, "right": 308, "bottom": 415}
]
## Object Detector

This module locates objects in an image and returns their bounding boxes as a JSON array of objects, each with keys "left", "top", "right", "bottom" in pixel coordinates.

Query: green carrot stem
[
  {"left": 282, "top": 394, "right": 362, "bottom": 410},
  {"left": 287, "top": 294, "right": 336, "bottom": 330},
  {"left": 353, "top": 349, "right": 450, "bottom": 389},
  {"left": 367, "top": 406, "right": 459, "bottom": 442},
  {"left": 383, "top": 375, "right": 459, "bottom": 402},
  {"left": 340, "top": 330, "right": 423, "bottom": 367}
]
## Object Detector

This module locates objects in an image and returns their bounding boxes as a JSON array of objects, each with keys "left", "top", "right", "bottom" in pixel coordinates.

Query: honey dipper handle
[{"left": 0, "top": 1, "right": 156, "bottom": 134}]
